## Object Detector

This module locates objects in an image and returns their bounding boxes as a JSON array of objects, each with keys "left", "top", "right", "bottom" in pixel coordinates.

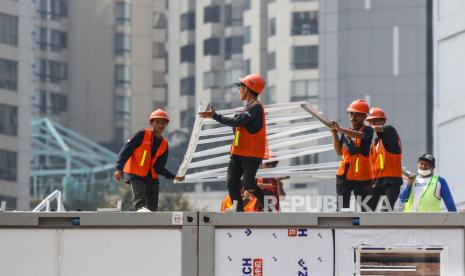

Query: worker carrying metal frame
[
  {"left": 199, "top": 74, "right": 268, "bottom": 212},
  {"left": 114, "top": 109, "right": 184, "bottom": 212},
  {"left": 329, "top": 99, "right": 374, "bottom": 211},
  {"left": 366, "top": 107, "right": 403, "bottom": 211}
]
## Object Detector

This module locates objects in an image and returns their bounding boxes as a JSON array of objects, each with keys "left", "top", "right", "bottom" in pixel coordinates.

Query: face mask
[{"left": 417, "top": 169, "right": 432, "bottom": 177}]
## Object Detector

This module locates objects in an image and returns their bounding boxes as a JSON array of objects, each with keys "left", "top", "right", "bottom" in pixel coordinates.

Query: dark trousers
[
  {"left": 371, "top": 183, "right": 401, "bottom": 211},
  {"left": 130, "top": 178, "right": 160, "bottom": 211},
  {"left": 226, "top": 155, "right": 265, "bottom": 212},
  {"left": 336, "top": 177, "right": 373, "bottom": 212}
]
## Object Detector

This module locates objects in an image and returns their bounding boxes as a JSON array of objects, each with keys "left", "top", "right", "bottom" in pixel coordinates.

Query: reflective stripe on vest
[
  {"left": 234, "top": 130, "right": 240, "bottom": 146},
  {"left": 379, "top": 153, "right": 384, "bottom": 170},
  {"left": 140, "top": 150, "right": 148, "bottom": 166},
  {"left": 404, "top": 175, "right": 441, "bottom": 212}
]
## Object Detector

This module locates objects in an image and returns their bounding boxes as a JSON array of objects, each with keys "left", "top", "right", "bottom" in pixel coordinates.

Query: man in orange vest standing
[
  {"left": 366, "top": 107, "right": 403, "bottom": 211},
  {"left": 330, "top": 99, "right": 374, "bottom": 211},
  {"left": 199, "top": 74, "right": 267, "bottom": 212},
  {"left": 113, "top": 109, "right": 184, "bottom": 212}
]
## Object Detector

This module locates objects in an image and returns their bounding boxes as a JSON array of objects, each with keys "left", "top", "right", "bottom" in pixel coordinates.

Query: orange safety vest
[
  {"left": 123, "top": 129, "right": 168, "bottom": 180},
  {"left": 371, "top": 137, "right": 402, "bottom": 179},
  {"left": 336, "top": 126, "right": 373, "bottom": 182},
  {"left": 230, "top": 102, "right": 267, "bottom": 159},
  {"left": 220, "top": 195, "right": 258, "bottom": 212},
  {"left": 221, "top": 195, "right": 233, "bottom": 212}
]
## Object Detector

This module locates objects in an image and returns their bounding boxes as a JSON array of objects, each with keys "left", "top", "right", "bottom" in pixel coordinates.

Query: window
[
  {"left": 204, "top": 5, "right": 220, "bottom": 23},
  {"left": 115, "top": 65, "right": 131, "bottom": 87},
  {"left": 0, "top": 103, "right": 17, "bottom": 136},
  {"left": 291, "top": 11, "right": 318, "bottom": 35},
  {"left": 50, "top": 0, "right": 68, "bottom": 20},
  {"left": 50, "top": 92, "right": 67, "bottom": 115},
  {"left": 264, "top": 85, "right": 276, "bottom": 103},
  {"left": 0, "top": 13, "right": 18, "bottom": 46},
  {"left": 180, "top": 11, "right": 195, "bottom": 31},
  {"left": 38, "top": 59, "right": 47, "bottom": 82},
  {"left": 203, "top": 71, "right": 222, "bottom": 89},
  {"left": 38, "top": 28, "right": 47, "bottom": 50},
  {"left": 180, "top": 77, "right": 195, "bottom": 95},
  {"left": 39, "top": 90, "right": 47, "bottom": 114},
  {"left": 37, "top": 59, "right": 67, "bottom": 83},
  {"left": 0, "top": 149, "right": 17, "bottom": 181},
  {"left": 0, "top": 58, "right": 18, "bottom": 91},
  {"left": 225, "top": 36, "right": 243, "bottom": 60},
  {"left": 181, "top": 44, "right": 195, "bottom": 63},
  {"left": 115, "top": 2, "right": 131, "bottom": 24},
  {"left": 38, "top": 28, "right": 67, "bottom": 51},
  {"left": 153, "top": 42, "right": 164, "bottom": 58},
  {"left": 267, "top": 52, "right": 275, "bottom": 70},
  {"left": 290, "top": 79, "right": 318, "bottom": 101},
  {"left": 153, "top": 12, "right": 166, "bottom": 29},
  {"left": 153, "top": 72, "right": 164, "bottom": 87},
  {"left": 203, "top": 37, "right": 220, "bottom": 56},
  {"left": 244, "top": 59, "right": 251, "bottom": 75},
  {"left": 268, "top": 17, "right": 276, "bottom": 36},
  {"left": 0, "top": 195, "right": 16, "bottom": 210},
  {"left": 50, "top": 29, "right": 67, "bottom": 51},
  {"left": 38, "top": 0, "right": 48, "bottom": 19},
  {"left": 244, "top": 0, "right": 251, "bottom": 11},
  {"left": 244, "top": 26, "right": 251, "bottom": 44},
  {"left": 115, "top": 96, "right": 130, "bottom": 115},
  {"left": 225, "top": 4, "right": 242, "bottom": 27},
  {"left": 48, "top": 61, "right": 67, "bottom": 83},
  {"left": 181, "top": 109, "right": 195, "bottom": 128},
  {"left": 291, "top": 45, "right": 318, "bottom": 69},
  {"left": 225, "top": 69, "right": 242, "bottom": 86},
  {"left": 114, "top": 33, "right": 131, "bottom": 56}
]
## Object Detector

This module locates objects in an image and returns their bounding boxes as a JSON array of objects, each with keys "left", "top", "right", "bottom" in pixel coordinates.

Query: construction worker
[
  {"left": 329, "top": 99, "right": 374, "bottom": 211},
  {"left": 199, "top": 74, "right": 267, "bottom": 212},
  {"left": 366, "top": 107, "right": 403, "bottom": 211},
  {"left": 400, "top": 154, "right": 457, "bottom": 212},
  {"left": 114, "top": 109, "right": 184, "bottom": 212},
  {"left": 256, "top": 160, "right": 287, "bottom": 212}
]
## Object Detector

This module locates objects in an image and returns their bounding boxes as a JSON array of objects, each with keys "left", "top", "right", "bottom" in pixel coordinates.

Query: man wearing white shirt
[{"left": 400, "top": 154, "right": 457, "bottom": 212}]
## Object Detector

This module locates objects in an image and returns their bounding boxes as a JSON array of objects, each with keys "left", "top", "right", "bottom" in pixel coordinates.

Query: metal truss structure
[
  {"left": 30, "top": 118, "right": 117, "bottom": 200},
  {"left": 176, "top": 101, "right": 339, "bottom": 183}
]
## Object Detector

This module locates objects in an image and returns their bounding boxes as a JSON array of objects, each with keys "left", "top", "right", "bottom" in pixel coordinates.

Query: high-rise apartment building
[
  {"left": 0, "top": 0, "right": 34, "bottom": 209},
  {"left": 433, "top": 0, "right": 465, "bottom": 204},
  {"left": 318, "top": 0, "right": 430, "bottom": 192},
  {"left": 33, "top": 0, "right": 167, "bottom": 150}
]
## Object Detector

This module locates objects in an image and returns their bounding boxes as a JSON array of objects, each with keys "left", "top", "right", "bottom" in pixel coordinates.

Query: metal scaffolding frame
[{"left": 30, "top": 118, "right": 117, "bottom": 200}]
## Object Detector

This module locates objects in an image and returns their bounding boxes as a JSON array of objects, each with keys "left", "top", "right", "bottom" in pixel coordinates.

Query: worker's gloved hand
[
  {"left": 114, "top": 170, "right": 123, "bottom": 182},
  {"left": 328, "top": 120, "right": 340, "bottom": 133},
  {"left": 198, "top": 105, "right": 216, "bottom": 119},
  {"left": 175, "top": 175, "right": 185, "bottom": 182}
]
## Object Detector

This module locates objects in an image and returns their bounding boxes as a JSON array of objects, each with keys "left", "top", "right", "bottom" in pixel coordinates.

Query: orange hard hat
[
  {"left": 366, "top": 107, "right": 387, "bottom": 120},
  {"left": 149, "top": 109, "right": 170, "bottom": 123},
  {"left": 346, "top": 99, "right": 369, "bottom": 115},
  {"left": 235, "top": 74, "right": 266, "bottom": 94}
]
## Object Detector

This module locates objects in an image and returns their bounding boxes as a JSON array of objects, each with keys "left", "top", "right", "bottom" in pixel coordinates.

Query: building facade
[
  {"left": 34, "top": 0, "right": 167, "bottom": 151},
  {"left": 0, "top": 0, "right": 34, "bottom": 209},
  {"left": 433, "top": 0, "right": 465, "bottom": 205},
  {"left": 318, "top": 0, "right": 430, "bottom": 195}
]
